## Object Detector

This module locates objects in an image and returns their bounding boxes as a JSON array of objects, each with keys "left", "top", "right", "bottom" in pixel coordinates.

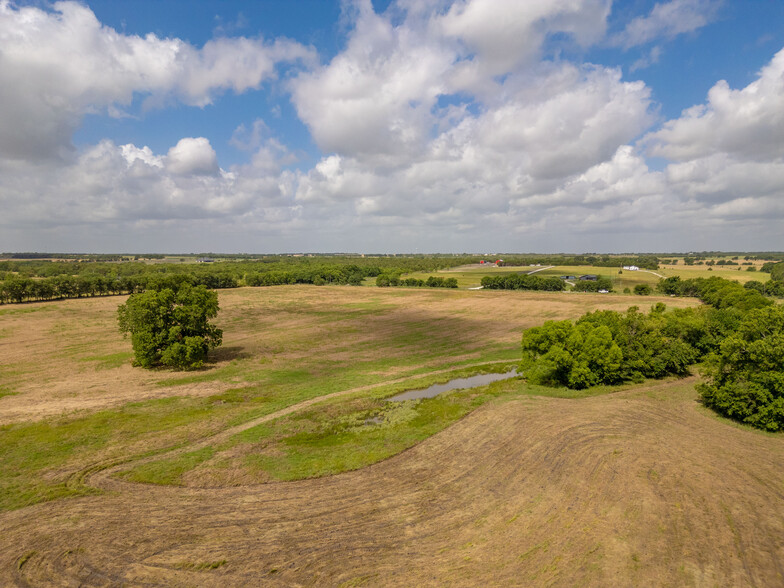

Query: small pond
[{"left": 386, "top": 369, "right": 518, "bottom": 402}]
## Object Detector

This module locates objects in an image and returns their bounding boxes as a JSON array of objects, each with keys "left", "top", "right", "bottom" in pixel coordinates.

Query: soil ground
[{"left": 1, "top": 378, "right": 783, "bottom": 586}]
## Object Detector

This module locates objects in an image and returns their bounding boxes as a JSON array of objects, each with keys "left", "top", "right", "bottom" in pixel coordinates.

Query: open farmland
[
  {"left": 1, "top": 286, "right": 783, "bottom": 586},
  {"left": 405, "top": 262, "right": 771, "bottom": 290}
]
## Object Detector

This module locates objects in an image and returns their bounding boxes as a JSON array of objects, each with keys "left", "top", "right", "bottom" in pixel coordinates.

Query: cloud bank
[{"left": 0, "top": 0, "right": 781, "bottom": 252}]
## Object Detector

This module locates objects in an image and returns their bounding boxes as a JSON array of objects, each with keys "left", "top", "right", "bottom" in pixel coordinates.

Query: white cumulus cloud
[
  {"left": 610, "top": 0, "right": 720, "bottom": 49},
  {"left": 0, "top": 0, "right": 314, "bottom": 161},
  {"left": 646, "top": 47, "right": 784, "bottom": 161}
]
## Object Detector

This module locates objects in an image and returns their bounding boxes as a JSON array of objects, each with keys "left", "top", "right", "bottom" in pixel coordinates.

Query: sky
[{"left": 1, "top": 0, "right": 783, "bottom": 254}]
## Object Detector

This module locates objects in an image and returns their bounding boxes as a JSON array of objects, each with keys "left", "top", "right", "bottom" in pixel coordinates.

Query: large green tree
[
  {"left": 699, "top": 305, "right": 784, "bottom": 431},
  {"left": 118, "top": 285, "right": 223, "bottom": 370}
]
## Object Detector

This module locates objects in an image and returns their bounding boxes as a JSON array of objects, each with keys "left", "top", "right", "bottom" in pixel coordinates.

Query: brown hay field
[
  {"left": 1, "top": 286, "right": 783, "bottom": 586},
  {"left": 0, "top": 285, "right": 694, "bottom": 424}
]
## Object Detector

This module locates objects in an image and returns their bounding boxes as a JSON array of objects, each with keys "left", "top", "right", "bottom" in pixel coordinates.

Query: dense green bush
[
  {"left": 521, "top": 305, "right": 697, "bottom": 389},
  {"left": 520, "top": 320, "right": 623, "bottom": 388},
  {"left": 634, "top": 284, "right": 652, "bottom": 295},
  {"left": 570, "top": 277, "right": 613, "bottom": 292},
  {"left": 117, "top": 285, "right": 223, "bottom": 370},
  {"left": 699, "top": 305, "right": 784, "bottom": 431},
  {"left": 480, "top": 274, "right": 565, "bottom": 291}
]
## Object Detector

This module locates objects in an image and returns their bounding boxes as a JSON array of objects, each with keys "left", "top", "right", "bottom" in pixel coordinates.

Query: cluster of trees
[
  {"left": 521, "top": 274, "right": 783, "bottom": 430},
  {"left": 375, "top": 274, "right": 458, "bottom": 288},
  {"left": 761, "top": 261, "right": 784, "bottom": 281},
  {"left": 117, "top": 285, "right": 223, "bottom": 370},
  {"left": 521, "top": 304, "right": 697, "bottom": 389},
  {"left": 744, "top": 280, "right": 784, "bottom": 297},
  {"left": 657, "top": 275, "right": 782, "bottom": 305},
  {"left": 245, "top": 265, "right": 372, "bottom": 287},
  {"left": 496, "top": 255, "right": 659, "bottom": 270},
  {"left": 480, "top": 274, "right": 566, "bottom": 291}
]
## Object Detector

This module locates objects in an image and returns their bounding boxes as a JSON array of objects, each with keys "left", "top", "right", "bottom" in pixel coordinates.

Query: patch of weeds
[
  {"left": 17, "top": 550, "right": 36, "bottom": 570},
  {"left": 630, "top": 552, "right": 641, "bottom": 571},
  {"left": 120, "top": 446, "right": 216, "bottom": 485},
  {"left": 0, "top": 386, "right": 17, "bottom": 399},
  {"left": 519, "top": 540, "right": 550, "bottom": 561}
]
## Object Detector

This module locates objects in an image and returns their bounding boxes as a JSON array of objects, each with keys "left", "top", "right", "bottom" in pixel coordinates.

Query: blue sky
[{"left": 1, "top": 0, "right": 783, "bottom": 253}]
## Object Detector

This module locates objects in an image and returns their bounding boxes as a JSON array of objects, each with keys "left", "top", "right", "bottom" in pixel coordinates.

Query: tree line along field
[
  {"left": 0, "top": 262, "right": 783, "bottom": 584},
  {"left": 4, "top": 252, "right": 780, "bottom": 305}
]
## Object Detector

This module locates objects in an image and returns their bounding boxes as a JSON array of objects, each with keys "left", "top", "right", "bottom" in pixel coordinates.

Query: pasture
[
  {"left": 404, "top": 261, "right": 770, "bottom": 290},
  {"left": 1, "top": 285, "right": 782, "bottom": 586}
]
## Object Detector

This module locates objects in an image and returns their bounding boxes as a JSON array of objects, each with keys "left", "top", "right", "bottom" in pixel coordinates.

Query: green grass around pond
[
  {"left": 120, "top": 366, "right": 632, "bottom": 487},
  {"left": 0, "top": 357, "right": 519, "bottom": 511}
]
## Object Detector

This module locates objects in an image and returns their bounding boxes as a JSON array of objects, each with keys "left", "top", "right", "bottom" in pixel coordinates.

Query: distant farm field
[
  {"left": 1, "top": 285, "right": 782, "bottom": 586},
  {"left": 403, "top": 262, "right": 770, "bottom": 290}
]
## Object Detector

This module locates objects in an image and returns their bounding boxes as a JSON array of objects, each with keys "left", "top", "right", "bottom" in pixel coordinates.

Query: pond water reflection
[{"left": 386, "top": 369, "right": 518, "bottom": 402}]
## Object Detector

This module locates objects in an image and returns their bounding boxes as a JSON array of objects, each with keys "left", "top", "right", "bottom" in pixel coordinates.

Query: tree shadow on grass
[{"left": 210, "top": 345, "right": 252, "bottom": 363}]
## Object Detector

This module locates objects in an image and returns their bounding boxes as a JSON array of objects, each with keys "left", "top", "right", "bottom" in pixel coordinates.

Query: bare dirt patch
[{"left": 1, "top": 379, "right": 781, "bottom": 586}]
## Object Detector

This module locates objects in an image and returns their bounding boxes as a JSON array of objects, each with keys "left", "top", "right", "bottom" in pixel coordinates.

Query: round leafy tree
[
  {"left": 699, "top": 305, "right": 784, "bottom": 431},
  {"left": 118, "top": 285, "right": 223, "bottom": 370}
]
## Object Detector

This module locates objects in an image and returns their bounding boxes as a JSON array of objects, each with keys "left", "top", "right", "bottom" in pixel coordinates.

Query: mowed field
[{"left": 1, "top": 286, "right": 783, "bottom": 586}]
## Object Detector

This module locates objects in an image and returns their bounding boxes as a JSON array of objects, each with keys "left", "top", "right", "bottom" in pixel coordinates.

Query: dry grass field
[
  {"left": 1, "top": 285, "right": 782, "bottom": 586},
  {"left": 1, "top": 285, "right": 687, "bottom": 424}
]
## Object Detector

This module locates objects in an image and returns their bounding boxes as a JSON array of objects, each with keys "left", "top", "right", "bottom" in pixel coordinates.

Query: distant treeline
[
  {"left": 496, "top": 255, "right": 660, "bottom": 270},
  {"left": 0, "top": 256, "right": 477, "bottom": 304}
]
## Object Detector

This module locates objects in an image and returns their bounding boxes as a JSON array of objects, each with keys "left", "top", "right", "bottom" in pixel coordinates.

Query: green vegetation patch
[
  {"left": 120, "top": 366, "right": 616, "bottom": 487},
  {"left": 122, "top": 446, "right": 216, "bottom": 485},
  {"left": 0, "top": 396, "right": 244, "bottom": 511},
  {"left": 0, "top": 385, "right": 17, "bottom": 399}
]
